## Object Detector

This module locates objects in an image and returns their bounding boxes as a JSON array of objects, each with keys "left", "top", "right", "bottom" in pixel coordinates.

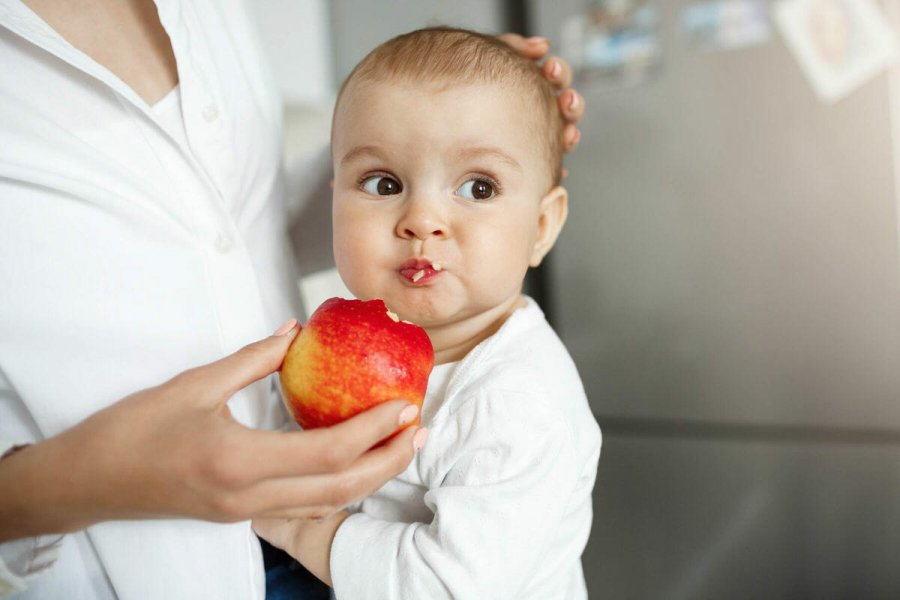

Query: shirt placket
[
  {"left": 146, "top": 123, "right": 267, "bottom": 358},
  {"left": 150, "top": 1, "right": 271, "bottom": 424}
]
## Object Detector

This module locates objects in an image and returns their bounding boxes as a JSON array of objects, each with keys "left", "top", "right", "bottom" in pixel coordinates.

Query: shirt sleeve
[
  {"left": 0, "top": 536, "right": 63, "bottom": 597},
  {"left": 329, "top": 391, "right": 579, "bottom": 600}
]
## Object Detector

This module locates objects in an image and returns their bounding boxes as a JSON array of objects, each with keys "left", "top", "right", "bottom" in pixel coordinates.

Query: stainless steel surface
[
  {"left": 528, "top": 0, "right": 900, "bottom": 597},
  {"left": 585, "top": 432, "right": 900, "bottom": 599},
  {"left": 537, "top": 0, "right": 900, "bottom": 429},
  {"left": 330, "top": 0, "right": 505, "bottom": 82}
]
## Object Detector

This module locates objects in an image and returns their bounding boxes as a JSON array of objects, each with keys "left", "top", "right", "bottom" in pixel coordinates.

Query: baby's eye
[
  {"left": 456, "top": 178, "right": 496, "bottom": 200},
  {"left": 361, "top": 175, "right": 402, "bottom": 196}
]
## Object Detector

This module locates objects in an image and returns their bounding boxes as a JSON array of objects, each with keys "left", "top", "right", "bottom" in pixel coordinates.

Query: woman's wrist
[
  {"left": 0, "top": 442, "right": 52, "bottom": 542},
  {"left": 0, "top": 438, "right": 96, "bottom": 542},
  {"left": 0, "top": 442, "right": 43, "bottom": 542},
  {"left": 0, "top": 444, "right": 32, "bottom": 461}
]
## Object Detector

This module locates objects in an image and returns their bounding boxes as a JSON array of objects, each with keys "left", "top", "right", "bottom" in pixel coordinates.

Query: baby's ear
[{"left": 529, "top": 186, "right": 569, "bottom": 267}]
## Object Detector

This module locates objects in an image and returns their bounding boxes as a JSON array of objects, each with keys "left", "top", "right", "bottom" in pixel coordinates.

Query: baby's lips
[
  {"left": 398, "top": 258, "right": 445, "bottom": 283},
  {"left": 399, "top": 257, "right": 438, "bottom": 271}
]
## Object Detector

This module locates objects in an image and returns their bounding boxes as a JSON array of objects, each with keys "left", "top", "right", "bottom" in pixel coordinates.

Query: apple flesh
[{"left": 280, "top": 297, "right": 434, "bottom": 431}]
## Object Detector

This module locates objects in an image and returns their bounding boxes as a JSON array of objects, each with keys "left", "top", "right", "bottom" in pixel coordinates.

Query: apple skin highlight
[{"left": 280, "top": 297, "right": 435, "bottom": 431}]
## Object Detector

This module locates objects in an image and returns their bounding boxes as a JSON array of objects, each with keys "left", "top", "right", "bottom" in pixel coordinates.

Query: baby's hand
[
  {"left": 253, "top": 517, "right": 301, "bottom": 557},
  {"left": 253, "top": 511, "right": 351, "bottom": 587}
]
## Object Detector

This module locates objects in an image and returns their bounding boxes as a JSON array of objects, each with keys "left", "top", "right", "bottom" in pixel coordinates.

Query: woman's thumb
[{"left": 203, "top": 319, "right": 300, "bottom": 400}]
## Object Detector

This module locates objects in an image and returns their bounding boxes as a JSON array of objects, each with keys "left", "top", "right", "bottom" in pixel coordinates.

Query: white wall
[{"left": 247, "top": 0, "right": 334, "bottom": 107}]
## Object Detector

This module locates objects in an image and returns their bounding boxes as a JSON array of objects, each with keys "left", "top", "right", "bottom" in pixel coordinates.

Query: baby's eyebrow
[
  {"left": 454, "top": 146, "right": 522, "bottom": 173},
  {"left": 339, "top": 145, "right": 389, "bottom": 167},
  {"left": 339, "top": 144, "right": 523, "bottom": 173}
]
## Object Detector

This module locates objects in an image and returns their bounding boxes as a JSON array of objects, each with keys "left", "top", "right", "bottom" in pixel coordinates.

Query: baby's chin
[
  {"left": 347, "top": 282, "right": 493, "bottom": 334},
  {"left": 357, "top": 293, "right": 450, "bottom": 331},
  {"left": 383, "top": 295, "right": 446, "bottom": 328}
]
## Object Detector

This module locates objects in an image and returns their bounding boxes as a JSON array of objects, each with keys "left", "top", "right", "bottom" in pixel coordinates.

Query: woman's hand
[
  {"left": 499, "top": 33, "right": 585, "bottom": 153},
  {"left": 0, "top": 322, "right": 427, "bottom": 541}
]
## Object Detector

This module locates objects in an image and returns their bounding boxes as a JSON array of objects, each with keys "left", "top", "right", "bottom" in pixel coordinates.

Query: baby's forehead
[
  {"left": 343, "top": 73, "right": 531, "bottom": 101},
  {"left": 336, "top": 79, "right": 540, "bottom": 149},
  {"left": 336, "top": 75, "right": 543, "bottom": 131}
]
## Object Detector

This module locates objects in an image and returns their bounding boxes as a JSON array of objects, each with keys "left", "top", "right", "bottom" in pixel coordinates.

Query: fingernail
[
  {"left": 413, "top": 428, "right": 429, "bottom": 452},
  {"left": 273, "top": 318, "right": 298, "bottom": 336},
  {"left": 573, "top": 129, "right": 581, "bottom": 144},
  {"left": 569, "top": 92, "right": 580, "bottom": 111},
  {"left": 398, "top": 404, "right": 419, "bottom": 425},
  {"left": 550, "top": 60, "right": 562, "bottom": 78},
  {"left": 528, "top": 36, "right": 548, "bottom": 45}
]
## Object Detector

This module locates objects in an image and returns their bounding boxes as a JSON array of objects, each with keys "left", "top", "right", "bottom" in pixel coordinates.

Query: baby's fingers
[{"left": 252, "top": 517, "right": 299, "bottom": 552}]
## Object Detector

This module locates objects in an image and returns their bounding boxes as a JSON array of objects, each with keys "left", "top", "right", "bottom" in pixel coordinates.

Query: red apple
[{"left": 279, "top": 297, "right": 434, "bottom": 431}]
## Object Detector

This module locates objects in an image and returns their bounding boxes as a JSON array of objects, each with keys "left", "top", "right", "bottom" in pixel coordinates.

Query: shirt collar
[{"left": 0, "top": 0, "right": 158, "bottom": 112}]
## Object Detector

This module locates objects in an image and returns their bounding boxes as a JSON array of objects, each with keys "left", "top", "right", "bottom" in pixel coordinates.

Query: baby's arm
[{"left": 328, "top": 392, "right": 581, "bottom": 599}]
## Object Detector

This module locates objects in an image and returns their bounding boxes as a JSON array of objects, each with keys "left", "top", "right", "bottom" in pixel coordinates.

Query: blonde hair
[{"left": 334, "top": 27, "right": 564, "bottom": 186}]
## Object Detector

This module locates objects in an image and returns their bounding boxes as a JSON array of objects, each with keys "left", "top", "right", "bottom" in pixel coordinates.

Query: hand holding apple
[
  {"left": 280, "top": 297, "right": 434, "bottom": 432},
  {"left": 0, "top": 324, "right": 425, "bottom": 541}
]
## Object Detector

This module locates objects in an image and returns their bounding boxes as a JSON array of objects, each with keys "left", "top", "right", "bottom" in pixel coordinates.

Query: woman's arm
[{"left": 0, "top": 322, "right": 424, "bottom": 542}]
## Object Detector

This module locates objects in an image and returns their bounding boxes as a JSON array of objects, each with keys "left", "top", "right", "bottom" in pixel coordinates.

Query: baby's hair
[{"left": 334, "top": 27, "right": 564, "bottom": 187}]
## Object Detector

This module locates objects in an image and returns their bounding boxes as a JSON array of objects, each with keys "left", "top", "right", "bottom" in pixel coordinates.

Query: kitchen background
[{"left": 247, "top": 1, "right": 900, "bottom": 597}]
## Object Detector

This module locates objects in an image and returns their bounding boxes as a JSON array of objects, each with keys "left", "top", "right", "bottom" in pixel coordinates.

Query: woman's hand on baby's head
[{"left": 498, "top": 33, "right": 585, "bottom": 157}]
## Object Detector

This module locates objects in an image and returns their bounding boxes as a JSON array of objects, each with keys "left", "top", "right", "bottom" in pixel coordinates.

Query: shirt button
[
  {"left": 202, "top": 103, "right": 219, "bottom": 122},
  {"left": 213, "top": 233, "right": 233, "bottom": 254}
]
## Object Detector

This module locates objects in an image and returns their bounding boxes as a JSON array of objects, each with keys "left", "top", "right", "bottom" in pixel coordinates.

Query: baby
[{"left": 256, "top": 27, "right": 602, "bottom": 599}]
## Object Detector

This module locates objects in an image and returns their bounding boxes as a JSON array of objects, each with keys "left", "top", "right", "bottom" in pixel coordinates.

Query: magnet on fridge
[
  {"left": 559, "top": 1, "right": 663, "bottom": 90},
  {"left": 680, "top": 0, "right": 772, "bottom": 52},
  {"left": 773, "top": 0, "right": 899, "bottom": 103}
]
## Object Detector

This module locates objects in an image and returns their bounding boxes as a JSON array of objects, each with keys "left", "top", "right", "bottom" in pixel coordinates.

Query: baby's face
[{"left": 331, "top": 79, "right": 553, "bottom": 334}]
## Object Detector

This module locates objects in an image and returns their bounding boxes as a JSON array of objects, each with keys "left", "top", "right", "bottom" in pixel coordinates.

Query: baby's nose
[{"left": 396, "top": 199, "right": 448, "bottom": 240}]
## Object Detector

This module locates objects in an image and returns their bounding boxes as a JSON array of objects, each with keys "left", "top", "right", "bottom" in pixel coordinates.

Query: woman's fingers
[
  {"left": 180, "top": 322, "right": 299, "bottom": 404},
  {"left": 499, "top": 33, "right": 585, "bottom": 155},
  {"left": 563, "top": 123, "right": 581, "bottom": 153},
  {"left": 542, "top": 55, "right": 573, "bottom": 90},
  {"left": 235, "top": 400, "right": 419, "bottom": 480},
  {"left": 235, "top": 425, "right": 424, "bottom": 518},
  {"left": 497, "top": 33, "right": 549, "bottom": 60},
  {"left": 499, "top": 34, "right": 575, "bottom": 91},
  {"left": 559, "top": 88, "right": 585, "bottom": 126}
]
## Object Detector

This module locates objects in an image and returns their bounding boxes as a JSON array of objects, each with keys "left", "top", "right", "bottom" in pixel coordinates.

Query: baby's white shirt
[{"left": 330, "top": 297, "right": 603, "bottom": 599}]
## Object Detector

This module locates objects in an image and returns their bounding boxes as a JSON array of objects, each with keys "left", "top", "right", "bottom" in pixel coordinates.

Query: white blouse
[{"left": 0, "top": 0, "right": 302, "bottom": 597}]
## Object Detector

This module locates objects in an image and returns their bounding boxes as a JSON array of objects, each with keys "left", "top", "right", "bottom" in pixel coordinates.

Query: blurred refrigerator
[{"left": 528, "top": 0, "right": 900, "bottom": 597}]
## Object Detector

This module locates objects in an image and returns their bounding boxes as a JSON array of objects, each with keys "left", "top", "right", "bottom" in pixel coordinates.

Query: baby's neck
[{"left": 428, "top": 295, "right": 527, "bottom": 365}]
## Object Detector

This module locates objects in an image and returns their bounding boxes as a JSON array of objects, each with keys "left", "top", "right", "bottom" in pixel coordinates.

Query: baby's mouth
[{"left": 399, "top": 259, "right": 444, "bottom": 284}]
